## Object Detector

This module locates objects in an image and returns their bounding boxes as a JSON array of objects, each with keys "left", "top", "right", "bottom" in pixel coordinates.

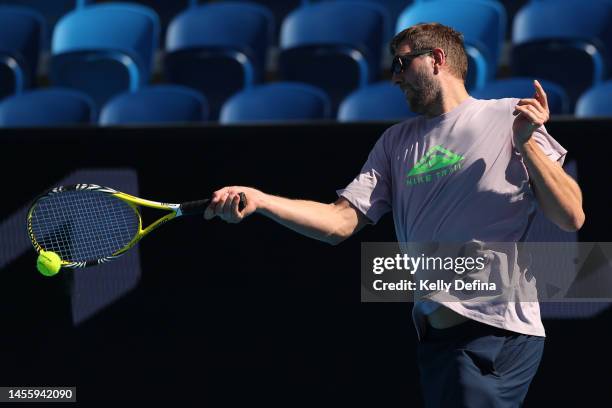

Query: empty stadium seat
[
  {"left": 575, "top": 81, "right": 612, "bottom": 118},
  {"left": 0, "top": 88, "right": 95, "bottom": 127},
  {"left": 312, "top": 0, "right": 395, "bottom": 40},
  {"left": 338, "top": 81, "right": 417, "bottom": 122},
  {"left": 50, "top": 3, "right": 160, "bottom": 108},
  {"left": 471, "top": 78, "right": 571, "bottom": 115},
  {"left": 396, "top": 0, "right": 506, "bottom": 91},
  {"left": 99, "top": 85, "right": 208, "bottom": 125},
  {"left": 0, "top": 0, "right": 91, "bottom": 48},
  {"left": 279, "top": 1, "right": 387, "bottom": 110},
  {"left": 241, "top": 0, "right": 307, "bottom": 40},
  {"left": 164, "top": 2, "right": 273, "bottom": 119},
  {"left": 409, "top": 1, "right": 524, "bottom": 41},
  {"left": 0, "top": 6, "right": 45, "bottom": 99},
  {"left": 219, "top": 82, "right": 331, "bottom": 124},
  {"left": 511, "top": 0, "right": 612, "bottom": 108},
  {"left": 124, "top": 0, "right": 196, "bottom": 36}
]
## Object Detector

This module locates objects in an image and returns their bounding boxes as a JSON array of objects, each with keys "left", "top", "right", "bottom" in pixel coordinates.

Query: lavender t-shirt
[{"left": 338, "top": 96, "right": 567, "bottom": 339}]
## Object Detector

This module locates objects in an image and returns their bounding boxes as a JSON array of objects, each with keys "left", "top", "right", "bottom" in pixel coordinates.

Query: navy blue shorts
[{"left": 417, "top": 319, "right": 545, "bottom": 408}]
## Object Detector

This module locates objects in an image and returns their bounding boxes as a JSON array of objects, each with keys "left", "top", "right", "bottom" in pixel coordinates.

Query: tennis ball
[{"left": 36, "top": 250, "right": 62, "bottom": 276}]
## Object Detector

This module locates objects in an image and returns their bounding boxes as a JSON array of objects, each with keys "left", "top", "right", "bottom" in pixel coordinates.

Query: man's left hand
[{"left": 512, "top": 79, "right": 550, "bottom": 146}]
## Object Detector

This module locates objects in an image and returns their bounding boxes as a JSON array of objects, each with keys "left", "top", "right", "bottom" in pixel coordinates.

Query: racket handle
[{"left": 179, "top": 192, "right": 247, "bottom": 216}]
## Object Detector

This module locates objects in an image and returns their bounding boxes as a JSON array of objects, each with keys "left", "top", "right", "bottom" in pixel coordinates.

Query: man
[{"left": 204, "top": 23, "right": 584, "bottom": 407}]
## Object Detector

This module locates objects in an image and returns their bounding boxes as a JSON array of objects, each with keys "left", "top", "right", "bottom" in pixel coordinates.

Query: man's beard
[{"left": 404, "top": 69, "right": 441, "bottom": 115}]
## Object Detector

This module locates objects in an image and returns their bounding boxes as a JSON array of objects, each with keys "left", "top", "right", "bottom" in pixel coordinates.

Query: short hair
[{"left": 390, "top": 23, "right": 468, "bottom": 81}]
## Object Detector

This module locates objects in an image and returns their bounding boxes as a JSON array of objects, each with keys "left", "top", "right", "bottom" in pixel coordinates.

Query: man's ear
[{"left": 432, "top": 48, "right": 445, "bottom": 74}]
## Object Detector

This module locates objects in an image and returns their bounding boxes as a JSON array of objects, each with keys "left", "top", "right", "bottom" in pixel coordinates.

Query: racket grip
[{"left": 180, "top": 192, "right": 247, "bottom": 216}]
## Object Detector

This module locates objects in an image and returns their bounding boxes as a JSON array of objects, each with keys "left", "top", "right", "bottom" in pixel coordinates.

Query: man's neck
[{"left": 424, "top": 84, "right": 470, "bottom": 118}]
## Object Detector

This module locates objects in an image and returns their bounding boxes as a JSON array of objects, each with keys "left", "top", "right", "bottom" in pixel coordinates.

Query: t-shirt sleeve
[
  {"left": 531, "top": 124, "right": 567, "bottom": 166},
  {"left": 508, "top": 97, "right": 567, "bottom": 166},
  {"left": 336, "top": 130, "right": 393, "bottom": 224}
]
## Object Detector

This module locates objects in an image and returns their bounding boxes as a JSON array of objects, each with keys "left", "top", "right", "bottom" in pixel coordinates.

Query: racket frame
[{"left": 27, "top": 184, "right": 201, "bottom": 268}]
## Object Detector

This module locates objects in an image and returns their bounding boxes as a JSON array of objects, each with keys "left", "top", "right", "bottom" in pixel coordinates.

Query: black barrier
[{"left": 1, "top": 120, "right": 611, "bottom": 404}]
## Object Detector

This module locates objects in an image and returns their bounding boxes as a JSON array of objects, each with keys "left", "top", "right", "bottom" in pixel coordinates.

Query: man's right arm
[{"left": 204, "top": 186, "right": 370, "bottom": 245}]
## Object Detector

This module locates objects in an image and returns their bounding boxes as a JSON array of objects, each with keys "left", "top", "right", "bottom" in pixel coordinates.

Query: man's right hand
[{"left": 204, "top": 186, "right": 262, "bottom": 223}]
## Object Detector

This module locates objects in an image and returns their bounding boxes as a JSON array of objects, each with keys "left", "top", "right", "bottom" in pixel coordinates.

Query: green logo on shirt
[{"left": 407, "top": 145, "right": 464, "bottom": 185}]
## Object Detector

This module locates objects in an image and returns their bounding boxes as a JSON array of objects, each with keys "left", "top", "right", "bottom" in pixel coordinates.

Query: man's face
[{"left": 392, "top": 44, "right": 441, "bottom": 115}]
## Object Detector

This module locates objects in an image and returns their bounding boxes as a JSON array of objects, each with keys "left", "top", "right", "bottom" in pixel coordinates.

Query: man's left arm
[{"left": 513, "top": 80, "right": 585, "bottom": 232}]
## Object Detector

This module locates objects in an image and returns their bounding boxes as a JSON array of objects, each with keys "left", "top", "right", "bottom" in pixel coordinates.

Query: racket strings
[{"left": 30, "top": 191, "right": 140, "bottom": 262}]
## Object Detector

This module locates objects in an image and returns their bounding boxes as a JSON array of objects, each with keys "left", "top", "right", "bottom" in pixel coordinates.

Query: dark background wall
[{"left": 1, "top": 120, "right": 611, "bottom": 405}]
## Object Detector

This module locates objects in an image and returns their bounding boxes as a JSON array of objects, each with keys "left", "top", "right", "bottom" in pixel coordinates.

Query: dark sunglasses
[{"left": 391, "top": 49, "right": 434, "bottom": 75}]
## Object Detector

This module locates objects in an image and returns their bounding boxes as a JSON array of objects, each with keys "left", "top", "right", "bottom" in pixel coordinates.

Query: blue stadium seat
[
  {"left": 219, "top": 82, "right": 331, "bottom": 124},
  {"left": 239, "top": 0, "right": 307, "bottom": 41},
  {"left": 0, "top": 6, "right": 45, "bottom": 99},
  {"left": 164, "top": 2, "right": 273, "bottom": 119},
  {"left": 0, "top": 0, "right": 91, "bottom": 48},
  {"left": 0, "top": 88, "right": 95, "bottom": 127},
  {"left": 99, "top": 85, "right": 208, "bottom": 125},
  {"left": 414, "top": 0, "right": 521, "bottom": 36},
  {"left": 471, "top": 78, "right": 571, "bottom": 115},
  {"left": 50, "top": 3, "right": 160, "bottom": 109},
  {"left": 511, "top": 0, "right": 612, "bottom": 108},
  {"left": 338, "top": 81, "right": 418, "bottom": 122},
  {"left": 311, "top": 0, "right": 396, "bottom": 40},
  {"left": 279, "top": 1, "right": 387, "bottom": 110},
  {"left": 124, "top": 0, "right": 196, "bottom": 36},
  {"left": 396, "top": 0, "right": 506, "bottom": 91},
  {"left": 575, "top": 81, "right": 612, "bottom": 118}
]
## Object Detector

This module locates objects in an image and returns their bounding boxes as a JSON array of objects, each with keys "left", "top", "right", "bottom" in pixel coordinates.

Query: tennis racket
[{"left": 27, "top": 184, "right": 246, "bottom": 268}]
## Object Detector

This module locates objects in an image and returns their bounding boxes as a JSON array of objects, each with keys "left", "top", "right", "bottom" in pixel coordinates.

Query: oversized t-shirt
[{"left": 338, "top": 96, "right": 567, "bottom": 339}]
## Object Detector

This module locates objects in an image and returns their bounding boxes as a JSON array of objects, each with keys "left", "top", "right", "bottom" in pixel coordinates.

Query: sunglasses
[{"left": 391, "top": 49, "right": 434, "bottom": 75}]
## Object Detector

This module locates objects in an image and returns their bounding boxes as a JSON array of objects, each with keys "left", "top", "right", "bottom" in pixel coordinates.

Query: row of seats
[
  {"left": 1, "top": 79, "right": 610, "bottom": 128},
  {"left": 0, "top": 0, "right": 610, "bottom": 123},
  {"left": 0, "top": 1, "right": 519, "bottom": 43}
]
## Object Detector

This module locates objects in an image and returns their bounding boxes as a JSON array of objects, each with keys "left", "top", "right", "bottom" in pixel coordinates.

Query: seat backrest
[
  {"left": 471, "top": 78, "right": 571, "bottom": 115},
  {"left": 312, "top": 0, "right": 396, "bottom": 40},
  {"left": 240, "top": 0, "right": 306, "bottom": 36},
  {"left": 280, "top": 2, "right": 387, "bottom": 71},
  {"left": 127, "top": 0, "right": 196, "bottom": 30},
  {"left": 575, "top": 81, "right": 612, "bottom": 117},
  {"left": 0, "top": 6, "right": 45, "bottom": 86},
  {"left": 511, "top": 0, "right": 612, "bottom": 105},
  {"left": 99, "top": 85, "right": 208, "bottom": 125},
  {"left": 166, "top": 2, "right": 273, "bottom": 78},
  {"left": 337, "top": 81, "right": 417, "bottom": 122},
  {"left": 220, "top": 81, "right": 331, "bottom": 123},
  {"left": 0, "top": 87, "right": 95, "bottom": 126},
  {"left": 0, "top": 0, "right": 91, "bottom": 47},
  {"left": 52, "top": 3, "right": 160, "bottom": 78},
  {"left": 396, "top": 0, "right": 506, "bottom": 75},
  {"left": 513, "top": 0, "right": 612, "bottom": 48}
]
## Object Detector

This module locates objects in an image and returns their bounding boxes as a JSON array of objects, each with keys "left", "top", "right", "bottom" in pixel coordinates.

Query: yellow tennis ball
[{"left": 36, "top": 250, "right": 62, "bottom": 276}]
